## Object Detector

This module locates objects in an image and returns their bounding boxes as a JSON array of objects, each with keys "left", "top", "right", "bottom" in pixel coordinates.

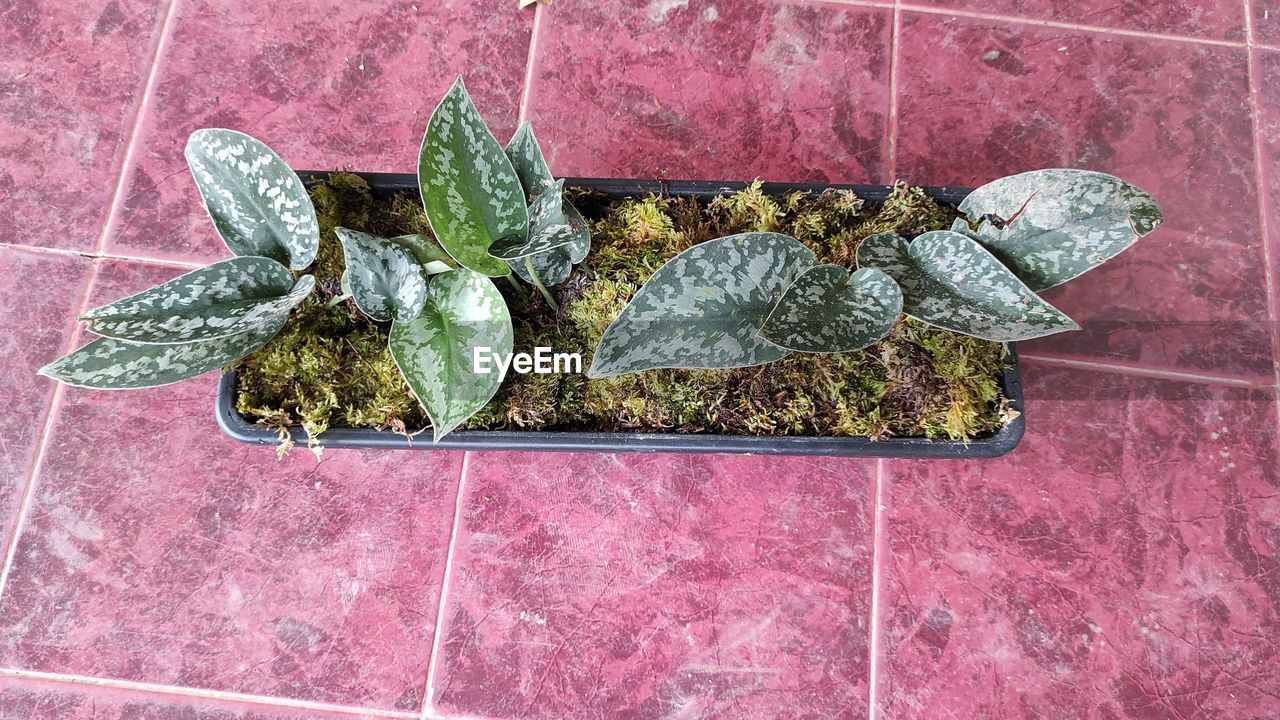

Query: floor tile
[
  {"left": 0, "top": 261, "right": 463, "bottom": 711},
  {"left": 432, "top": 452, "right": 876, "bottom": 720},
  {"left": 1256, "top": 49, "right": 1280, "bottom": 375},
  {"left": 103, "top": 0, "right": 533, "bottom": 265},
  {"left": 894, "top": 13, "right": 1272, "bottom": 381},
  {"left": 0, "top": 675, "right": 383, "bottom": 720},
  {"left": 879, "top": 361, "right": 1280, "bottom": 718},
  {"left": 525, "top": 0, "right": 892, "bottom": 184},
  {"left": 1256, "top": 1, "right": 1280, "bottom": 44},
  {"left": 0, "top": 0, "right": 167, "bottom": 251},
  {"left": 905, "top": 0, "right": 1245, "bottom": 40},
  {"left": 0, "top": 248, "right": 92, "bottom": 553}
]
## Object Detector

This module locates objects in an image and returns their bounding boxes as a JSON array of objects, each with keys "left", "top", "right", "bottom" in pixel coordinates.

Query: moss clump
[{"left": 235, "top": 174, "right": 1011, "bottom": 444}]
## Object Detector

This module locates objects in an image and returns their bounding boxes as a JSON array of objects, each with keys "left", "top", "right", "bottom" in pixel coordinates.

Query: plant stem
[
  {"left": 325, "top": 293, "right": 352, "bottom": 309},
  {"left": 504, "top": 275, "right": 527, "bottom": 298},
  {"left": 525, "top": 257, "right": 560, "bottom": 311}
]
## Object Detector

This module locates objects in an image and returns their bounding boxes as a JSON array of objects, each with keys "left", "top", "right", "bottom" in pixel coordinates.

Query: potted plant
[{"left": 40, "top": 77, "right": 1161, "bottom": 458}]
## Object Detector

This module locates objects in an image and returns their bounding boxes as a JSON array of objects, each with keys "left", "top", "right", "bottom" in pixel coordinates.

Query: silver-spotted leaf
[
  {"left": 81, "top": 258, "right": 313, "bottom": 344},
  {"left": 490, "top": 180, "right": 580, "bottom": 259},
  {"left": 505, "top": 122, "right": 556, "bottom": 197},
  {"left": 389, "top": 268, "right": 512, "bottom": 441},
  {"left": 504, "top": 124, "right": 591, "bottom": 286},
  {"left": 336, "top": 228, "right": 430, "bottom": 322},
  {"left": 759, "top": 266, "right": 901, "bottom": 353},
  {"left": 511, "top": 205, "right": 590, "bottom": 286},
  {"left": 185, "top": 129, "right": 319, "bottom": 270},
  {"left": 857, "top": 230, "right": 1077, "bottom": 342},
  {"left": 957, "top": 168, "right": 1162, "bottom": 290},
  {"left": 418, "top": 77, "right": 525, "bottom": 277},
  {"left": 588, "top": 232, "right": 817, "bottom": 377},
  {"left": 39, "top": 315, "right": 288, "bottom": 389}
]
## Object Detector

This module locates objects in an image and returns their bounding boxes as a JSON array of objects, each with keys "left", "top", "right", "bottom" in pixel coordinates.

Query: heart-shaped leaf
[
  {"left": 390, "top": 268, "right": 513, "bottom": 441},
  {"left": 185, "top": 129, "right": 319, "bottom": 270},
  {"left": 39, "top": 315, "right": 289, "bottom": 389},
  {"left": 588, "top": 232, "right": 817, "bottom": 377},
  {"left": 957, "top": 168, "right": 1162, "bottom": 290},
  {"left": 418, "top": 77, "right": 525, "bottom": 277},
  {"left": 857, "top": 230, "right": 1078, "bottom": 342},
  {"left": 490, "top": 180, "right": 582, "bottom": 259},
  {"left": 759, "top": 266, "right": 901, "bottom": 353},
  {"left": 511, "top": 205, "right": 590, "bottom": 286},
  {"left": 505, "top": 122, "right": 556, "bottom": 198},
  {"left": 335, "top": 228, "right": 430, "bottom": 322},
  {"left": 81, "top": 258, "right": 313, "bottom": 344}
]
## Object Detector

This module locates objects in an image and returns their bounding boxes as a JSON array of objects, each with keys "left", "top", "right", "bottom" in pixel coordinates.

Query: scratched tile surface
[
  {"left": 0, "top": 261, "right": 464, "bottom": 712},
  {"left": 0, "top": 0, "right": 167, "bottom": 251},
  {"left": 879, "top": 363, "right": 1280, "bottom": 718},
  {"left": 431, "top": 453, "right": 877, "bottom": 720},
  {"left": 101, "top": 0, "right": 533, "bottom": 265}
]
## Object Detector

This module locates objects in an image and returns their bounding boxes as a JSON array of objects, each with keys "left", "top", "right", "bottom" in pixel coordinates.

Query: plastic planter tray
[{"left": 216, "top": 173, "right": 1026, "bottom": 458}]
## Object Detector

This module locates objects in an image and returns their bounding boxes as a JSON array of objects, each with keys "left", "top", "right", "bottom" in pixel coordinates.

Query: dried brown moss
[{"left": 234, "top": 173, "right": 1011, "bottom": 443}]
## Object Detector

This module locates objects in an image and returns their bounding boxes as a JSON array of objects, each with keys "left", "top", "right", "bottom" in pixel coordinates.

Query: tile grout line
[
  {"left": 1242, "top": 0, "right": 1280, "bottom": 428},
  {"left": 0, "top": 242, "right": 206, "bottom": 270},
  {"left": 93, "top": 0, "right": 182, "bottom": 255},
  {"left": 885, "top": 1, "right": 901, "bottom": 182},
  {"left": 0, "top": 260, "right": 100, "bottom": 603},
  {"left": 823, "top": 0, "right": 1248, "bottom": 48},
  {"left": 1018, "top": 353, "right": 1277, "bottom": 388},
  {"left": 0, "top": 668, "right": 418, "bottom": 719},
  {"left": 420, "top": 452, "right": 472, "bottom": 720},
  {"left": 515, "top": 3, "right": 545, "bottom": 126},
  {"left": 2, "top": 0, "right": 186, "bottom": 594},
  {"left": 866, "top": 459, "right": 888, "bottom": 720}
]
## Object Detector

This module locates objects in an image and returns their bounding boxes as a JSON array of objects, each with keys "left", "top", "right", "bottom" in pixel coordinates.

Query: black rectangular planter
[{"left": 215, "top": 173, "right": 1026, "bottom": 458}]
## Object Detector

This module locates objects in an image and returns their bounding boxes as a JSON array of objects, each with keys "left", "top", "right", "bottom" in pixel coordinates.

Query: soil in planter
[{"left": 233, "top": 172, "right": 1013, "bottom": 445}]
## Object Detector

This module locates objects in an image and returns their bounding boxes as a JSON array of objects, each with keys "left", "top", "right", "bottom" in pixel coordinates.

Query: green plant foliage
[
  {"left": 80, "top": 257, "right": 310, "bottom": 344},
  {"left": 418, "top": 77, "right": 525, "bottom": 277},
  {"left": 858, "top": 230, "right": 1078, "bottom": 342},
  {"left": 489, "top": 180, "right": 582, "bottom": 259},
  {"left": 504, "top": 122, "right": 590, "bottom": 286},
  {"left": 40, "top": 315, "right": 290, "bottom": 389},
  {"left": 236, "top": 173, "right": 1011, "bottom": 443},
  {"left": 957, "top": 168, "right": 1162, "bottom": 290},
  {"left": 588, "top": 232, "right": 818, "bottom": 377},
  {"left": 505, "top": 122, "right": 557, "bottom": 197},
  {"left": 389, "top": 233, "right": 455, "bottom": 274},
  {"left": 759, "top": 266, "right": 901, "bottom": 353},
  {"left": 335, "top": 227, "right": 429, "bottom": 322},
  {"left": 389, "top": 268, "right": 512, "bottom": 441},
  {"left": 185, "top": 129, "right": 319, "bottom": 270}
]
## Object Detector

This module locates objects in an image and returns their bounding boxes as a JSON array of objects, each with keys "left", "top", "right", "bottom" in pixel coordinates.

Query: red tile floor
[{"left": 2, "top": 0, "right": 1279, "bottom": 717}]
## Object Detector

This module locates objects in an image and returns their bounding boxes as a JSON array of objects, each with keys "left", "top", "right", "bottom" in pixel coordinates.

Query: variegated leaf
[
  {"left": 505, "top": 122, "right": 556, "bottom": 198},
  {"left": 505, "top": 123, "right": 591, "bottom": 286},
  {"left": 857, "top": 230, "right": 1077, "bottom": 342},
  {"left": 418, "top": 77, "right": 525, "bottom": 277},
  {"left": 759, "top": 266, "right": 901, "bottom": 353},
  {"left": 490, "top": 180, "right": 580, "bottom": 259},
  {"left": 185, "top": 129, "right": 319, "bottom": 270},
  {"left": 588, "top": 232, "right": 817, "bottom": 377},
  {"left": 336, "top": 228, "right": 430, "bottom": 323},
  {"left": 389, "top": 268, "right": 512, "bottom": 441},
  {"left": 81, "top": 258, "right": 313, "bottom": 344},
  {"left": 39, "top": 316, "right": 288, "bottom": 389},
  {"left": 957, "top": 168, "right": 1162, "bottom": 290}
]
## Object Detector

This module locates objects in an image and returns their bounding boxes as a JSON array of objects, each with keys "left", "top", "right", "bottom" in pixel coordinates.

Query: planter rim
[{"left": 215, "top": 172, "right": 1026, "bottom": 459}]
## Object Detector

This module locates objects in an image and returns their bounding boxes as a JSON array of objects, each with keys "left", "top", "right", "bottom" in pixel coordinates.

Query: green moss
[{"left": 234, "top": 173, "right": 1010, "bottom": 443}]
